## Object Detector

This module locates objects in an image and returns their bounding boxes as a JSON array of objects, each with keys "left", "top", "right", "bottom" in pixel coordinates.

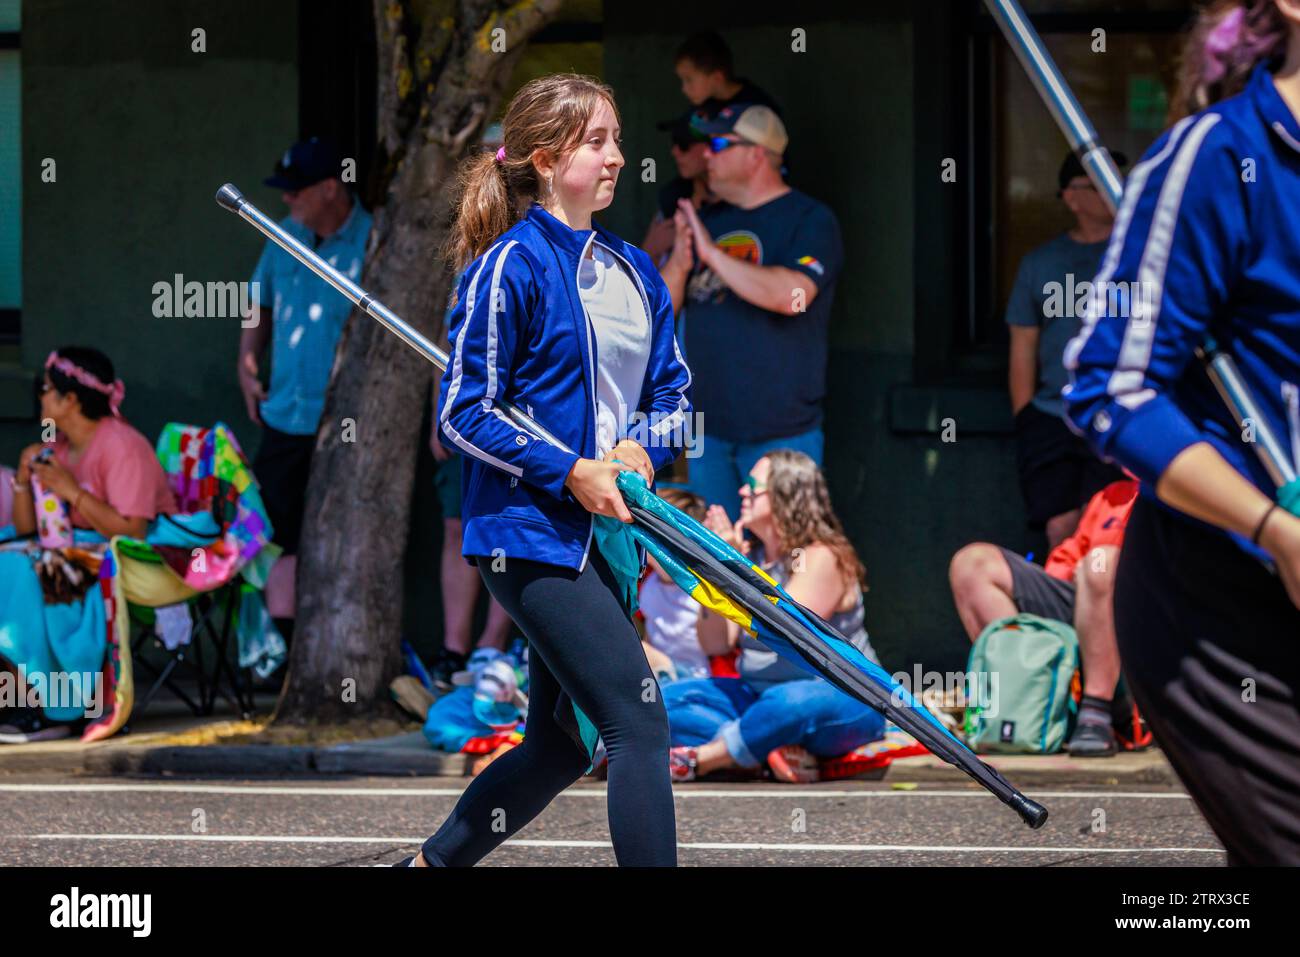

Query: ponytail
[
  {"left": 1169, "top": 0, "right": 1288, "bottom": 123},
  {"left": 441, "top": 73, "right": 619, "bottom": 275},
  {"left": 442, "top": 149, "right": 516, "bottom": 275}
]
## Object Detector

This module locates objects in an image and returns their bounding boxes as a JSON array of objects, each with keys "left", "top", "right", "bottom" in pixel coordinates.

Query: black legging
[{"left": 420, "top": 546, "right": 677, "bottom": 866}]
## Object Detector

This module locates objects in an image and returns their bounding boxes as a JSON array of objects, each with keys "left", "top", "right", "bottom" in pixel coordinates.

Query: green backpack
[{"left": 964, "top": 613, "right": 1080, "bottom": 754}]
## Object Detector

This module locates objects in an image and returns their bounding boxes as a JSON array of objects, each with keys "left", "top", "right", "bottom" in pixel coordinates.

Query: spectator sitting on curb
[
  {"left": 948, "top": 478, "right": 1148, "bottom": 757},
  {"left": 665, "top": 450, "right": 884, "bottom": 784}
]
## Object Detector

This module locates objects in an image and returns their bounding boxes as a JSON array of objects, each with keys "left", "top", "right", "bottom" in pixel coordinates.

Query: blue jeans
[
  {"left": 687, "top": 426, "right": 824, "bottom": 521},
  {"left": 662, "top": 675, "right": 885, "bottom": 768}
]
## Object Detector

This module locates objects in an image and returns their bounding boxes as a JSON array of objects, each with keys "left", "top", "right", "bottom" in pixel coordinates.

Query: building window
[
  {"left": 961, "top": 1, "right": 1189, "bottom": 354},
  {"left": 0, "top": 0, "right": 20, "bottom": 345}
]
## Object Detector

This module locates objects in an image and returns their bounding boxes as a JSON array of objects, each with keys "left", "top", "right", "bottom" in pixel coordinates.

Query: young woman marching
[
  {"left": 1064, "top": 0, "right": 1300, "bottom": 864},
  {"left": 403, "top": 74, "right": 692, "bottom": 867}
]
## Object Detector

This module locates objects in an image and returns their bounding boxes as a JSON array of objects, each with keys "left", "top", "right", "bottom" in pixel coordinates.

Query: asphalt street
[{"left": 0, "top": 772, "right": 1224, "bottom": 866}]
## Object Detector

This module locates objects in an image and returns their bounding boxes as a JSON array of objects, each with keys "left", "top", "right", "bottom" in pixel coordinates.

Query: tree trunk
[{"left": 274, "top": 0, "right": 563, "bottom": 726}]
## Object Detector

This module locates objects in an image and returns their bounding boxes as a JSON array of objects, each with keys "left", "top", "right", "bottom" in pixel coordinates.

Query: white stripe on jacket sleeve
[
  {"left": 440, "top": 240, "right": 525, "bottom": 477},
  {"left": 1106, "top": 113, "right": 1223, "bottom": 401}
]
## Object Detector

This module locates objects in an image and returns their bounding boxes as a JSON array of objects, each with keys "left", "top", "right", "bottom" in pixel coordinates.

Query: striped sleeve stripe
[
  {"left": 1062, "top": 115, "right": 1197, "bottom": 375},
  {"left": 484, "top": 240, "right": 517, "bottom": 403},
  {"left": 649, "top": 290, "right": 692, "bottom": 437},
  {"left": 1106, "top": 113, "right": 1223, "bottom": 400},
  {"left": 441, "top": 241, "right": 524, "bottom": 478}
]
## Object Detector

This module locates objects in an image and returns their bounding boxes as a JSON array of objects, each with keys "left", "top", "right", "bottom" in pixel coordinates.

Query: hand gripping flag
[{"left": 593, "top": 471, "right": 1048, "bottom": 829}]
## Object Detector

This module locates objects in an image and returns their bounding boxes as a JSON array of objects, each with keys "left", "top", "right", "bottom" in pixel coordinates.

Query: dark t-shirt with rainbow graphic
[{"left": 684, "top": 188, "right": 843, "bottom": 443}]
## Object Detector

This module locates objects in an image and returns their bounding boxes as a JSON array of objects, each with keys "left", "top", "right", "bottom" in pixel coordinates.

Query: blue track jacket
[
  {"left": 439, "top": 202, "right": 693, "bottom": 571},
  {"left": 1064, "top": 63, "right": 1300, "bottom": 560}
]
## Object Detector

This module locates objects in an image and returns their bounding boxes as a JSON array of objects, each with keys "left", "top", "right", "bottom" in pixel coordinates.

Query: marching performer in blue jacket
[
  {"left": 405, "top": 74, "right": 692, "bottom": 867},
  {"left": 1064, "top": 0, "right": 1300, "bottom": 864}
]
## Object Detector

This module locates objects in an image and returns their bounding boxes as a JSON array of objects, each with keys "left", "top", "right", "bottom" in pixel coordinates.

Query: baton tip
[
  {"left": 214, "top": 183, "right": 245, "bottom": 212},
  {"left": 1014, "top": 795, "right": 1049, "bottom": 829}
]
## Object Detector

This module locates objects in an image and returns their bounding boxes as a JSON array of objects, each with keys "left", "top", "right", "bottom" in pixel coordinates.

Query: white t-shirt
[
  {"left": 639, "top": 572, "right": 711, "bottom": 680},
  {"left": 577, "top": 243, "right": 651, "bottom": 459}
]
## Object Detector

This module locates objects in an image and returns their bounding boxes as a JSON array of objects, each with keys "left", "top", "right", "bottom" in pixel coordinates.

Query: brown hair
[
  {"left": 442, "top": 73, "right": 619, "bottom": 274},
  {"left": 1168, "top": 0, "right": 1289, "bottom": 124},
  {"left": 762, "top": 449, "right": 868, "bottom": 591},
  {"left": 658, "top": 487, "right": 707, "bottom": 522}
]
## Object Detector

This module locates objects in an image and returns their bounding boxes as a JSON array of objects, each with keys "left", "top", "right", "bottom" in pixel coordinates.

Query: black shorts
[
  {"left": 251, "top": 424, "right": 316, "bottom": 555},
  {"left": 998, "top": 546, "right": 1075, "bottom": 624},
  {"left": 1014, "top": 403, "right": 1125, "bottom": 527}
]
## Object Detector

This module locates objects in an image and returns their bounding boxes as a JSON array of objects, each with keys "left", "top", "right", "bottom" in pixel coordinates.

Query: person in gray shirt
[{"left": 1007, "top": 152, "right": 1127, "bottom": 548}]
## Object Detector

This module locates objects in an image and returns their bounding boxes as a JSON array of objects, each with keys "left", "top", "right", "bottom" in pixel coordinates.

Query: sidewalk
[
  {"left": 1, "top": 694, "right": 1178, "bottom": 785},
  {"left": 0, "top": 693, "right": 473, "bottom": 778}
]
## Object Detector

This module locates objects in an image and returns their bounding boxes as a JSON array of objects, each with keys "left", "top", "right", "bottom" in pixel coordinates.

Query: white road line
[
  {"left": 0, "top": 783, "right": 1192, "bottom": 800},
  {"left": 14, "top": 833, "right": 1222, "bottom": 854}
]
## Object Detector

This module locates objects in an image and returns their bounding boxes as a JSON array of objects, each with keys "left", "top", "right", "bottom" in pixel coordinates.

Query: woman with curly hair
[{"left": 665, "top": 449, "right": 884, "bottom": 783}]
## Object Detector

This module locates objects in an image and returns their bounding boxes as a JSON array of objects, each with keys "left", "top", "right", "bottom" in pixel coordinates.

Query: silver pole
[
  {"left": 983, "top": 0, "right": 1296, "bottom": 487},
  {"left": 214, "top": 183, "right": 574, "bottom": 455}
]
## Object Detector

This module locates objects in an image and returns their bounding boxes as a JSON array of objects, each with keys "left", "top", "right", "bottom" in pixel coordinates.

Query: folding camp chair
[
  {"left": 88, "top": 421, "right": 282, "bottom": 740},
  {"left": 127, "top": 580, "right": 257, "bottom": 722}
]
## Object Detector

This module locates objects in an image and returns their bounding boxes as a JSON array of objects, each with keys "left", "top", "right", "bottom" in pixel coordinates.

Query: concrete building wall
[{"left": 7, "top": 0, "right": 297, "bottom": 445}]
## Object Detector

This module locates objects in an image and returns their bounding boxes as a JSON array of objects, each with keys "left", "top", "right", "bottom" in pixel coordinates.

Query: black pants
[
  {"left": 420, "top": 547, "right": 677, "bottom": 866},
  {"left": 1114, "top": 496, "right": 1300, "bottom": 865},
  {"left": 251, "top": 424, "right": 315, "bottom": 555},
  {"left": 1014, "top": 403, "right": 1125, "bottom": 527}
]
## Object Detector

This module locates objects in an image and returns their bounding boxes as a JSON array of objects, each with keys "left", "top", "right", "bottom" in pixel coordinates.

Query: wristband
[{"left": 1251, "top": 502, "right": 1280, "bottom": 547}]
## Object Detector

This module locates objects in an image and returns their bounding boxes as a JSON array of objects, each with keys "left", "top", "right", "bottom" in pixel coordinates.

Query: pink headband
[
  {"left": 44, "top": 351, "right": 125, "bottom": 418},
  {"left": 494, "top": 146, "right": 507, "bottom": 163}
]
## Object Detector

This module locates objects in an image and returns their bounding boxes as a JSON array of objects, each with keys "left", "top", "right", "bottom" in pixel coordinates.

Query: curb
[
  {"left": 4, "top": 742, "right": 1177, "bottom": 787},
  {"left": 77, "top": 743, "right": 473, "bottom": 778},
  {"left": 0, "top": 743, "right": 474, "bottom": 778},
  {"left": 881, "top": 752, "right": 1178, "bottom": 788}
]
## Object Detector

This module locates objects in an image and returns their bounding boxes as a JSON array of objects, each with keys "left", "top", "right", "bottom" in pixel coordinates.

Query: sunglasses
[
  {"left": 708, "top": 136, "right": 751, "bottom": 154},
  {"left": 742, "top": 475, "right": 768, "bottom": 495}
]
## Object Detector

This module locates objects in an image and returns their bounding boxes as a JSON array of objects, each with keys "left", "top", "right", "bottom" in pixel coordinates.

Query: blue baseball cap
[{"left": 264, "top": 137, "right": 344, "bottom": 191}]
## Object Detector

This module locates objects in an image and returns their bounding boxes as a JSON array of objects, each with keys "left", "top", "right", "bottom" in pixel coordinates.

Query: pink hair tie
[
  {"left": 495, "top": 146, "right": 507, "bottom": 163},
  {"left": 44, "top": 350, "right": 126, "bottom": 418}
]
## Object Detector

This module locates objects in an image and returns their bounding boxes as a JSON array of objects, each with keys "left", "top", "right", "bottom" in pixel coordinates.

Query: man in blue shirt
[
  {"left": 1007, "top": 152, "right": 1126, "bottom": 548},
  {"left": 238, "top": 138, "right": 372, "bottom": 559},
  {"left": 663, "top": 104, "right": 842, "bottom": 521}
]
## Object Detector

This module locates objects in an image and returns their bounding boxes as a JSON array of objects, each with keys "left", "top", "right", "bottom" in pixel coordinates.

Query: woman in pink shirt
[
  {"left": 11, "top": 347, "right": 176, "bottom": 540},
  {"left": 1, "top": 346, "right": 175, "bottom": 744}
]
